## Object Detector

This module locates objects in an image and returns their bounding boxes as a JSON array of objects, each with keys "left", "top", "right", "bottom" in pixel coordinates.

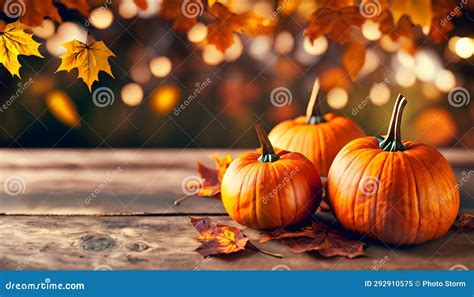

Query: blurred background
[{"left": 0, "top": 0, "right": 473, "bottom": 149}]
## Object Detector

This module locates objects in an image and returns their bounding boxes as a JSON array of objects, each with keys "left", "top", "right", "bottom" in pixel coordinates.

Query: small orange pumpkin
[
  {"left": 221, "top": 124, "right": 323, "bottom": 229},
  {"left": 268, "top": 78, "right": 365, "bottom": 176},
  {"left": 328, "top": 94, "right": 460, "bottom": 245}
]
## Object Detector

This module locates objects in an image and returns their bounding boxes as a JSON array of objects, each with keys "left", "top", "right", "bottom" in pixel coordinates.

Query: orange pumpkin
[
  {"left": 328, "top": 94, "right": 460, "bottom": 245},
  {"left": 268, "top": 78, "right": 365, "bottom": 176},
  {"left": 221, "top": 124, "right": 323, "bottom": 229}
]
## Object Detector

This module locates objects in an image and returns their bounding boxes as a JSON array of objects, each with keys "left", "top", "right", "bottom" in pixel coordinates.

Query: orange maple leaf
[
  {"left": 261, "top": 221, "right": 366, "bottom": 258},
  {"left": 305, "top": 6, "right": 365, "bottom": 45},
  {"left": 429, "top": 0, "right": 462, "bottom": 43},
  {"left": 342, "top": 41, "right": 366, "bottom": 80},
  {"left": 206, "top": 3, "right": 243, "bottom": 51},
  {"left": 160, "top": 0, "right": 204, "bottom": 31},
  {"left": 190, "top": 217, "right": 249, "bottom": 257},
  {"left": 0, "top": 0, "right": 90, "bottom": 27}
]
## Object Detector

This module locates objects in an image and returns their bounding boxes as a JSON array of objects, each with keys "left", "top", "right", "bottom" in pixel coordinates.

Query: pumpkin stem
[
  {"left": 305, "top": 77, "right": 327, "bottom": 124},
  {"left": 256, "top": 123, "right": 279, "bottom": 163},
  {"left": 378, "top": 94, "right": 407, "bottom": 152}
]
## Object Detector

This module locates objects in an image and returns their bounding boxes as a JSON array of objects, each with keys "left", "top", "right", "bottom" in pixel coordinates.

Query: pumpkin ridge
[
  {"left": 403, "top": 150, "right": 440, "bottom": 242},
  {"left": 356, "top": 151, "right": 386, "bottom": 236},
  {"left": 232, "top": 161, "right": 252, "bottom": 225},
  {"left": 415, "top": 148, "right": 459, "bottom": 238},
  {"left": 242, "top": 161, "right": 260, "bottom": 227},
  {"left": 268, "top": 163, "right": 283, "bottom": 227},
  {"left": 277, "top": 159, "right": 300, "bottom": 226},
  {"left": 404, "top": 152, "right": 422, "bottom": 244}
]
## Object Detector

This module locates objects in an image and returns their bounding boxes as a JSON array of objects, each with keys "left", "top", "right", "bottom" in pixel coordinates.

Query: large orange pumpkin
[
  {"left": 328, "top": 94, "right": 460, "bottom": 245},
  {"left": 268, "top": 78, "right": 365, "bottom": 176},
  {"left": 221, "top": 124, "right": 323, "bottom": 229}
]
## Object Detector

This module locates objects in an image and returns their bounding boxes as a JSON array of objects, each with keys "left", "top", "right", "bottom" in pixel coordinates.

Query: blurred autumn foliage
[{"left": 0, "top": 0, "right": 472, "bottom": 148}]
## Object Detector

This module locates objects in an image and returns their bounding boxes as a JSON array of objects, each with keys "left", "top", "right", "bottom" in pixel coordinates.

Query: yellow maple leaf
[
  {"left": 0, "top": 21, "right": 43, "bottom": 78},
  {"left": 56, "top": 40, "right": 116, "bottom": 92}
]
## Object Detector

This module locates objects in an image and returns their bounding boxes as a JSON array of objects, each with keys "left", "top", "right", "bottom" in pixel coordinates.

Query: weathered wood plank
[
  {"left": 1, "top": 149, "right": 472, "bottom": 215},
  {"left": 0, "top": 215, "right": 472, "bottom": 270}
]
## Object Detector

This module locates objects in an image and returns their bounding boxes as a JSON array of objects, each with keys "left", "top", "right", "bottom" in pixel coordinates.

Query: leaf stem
[
  {"left": 174, "top": 195, "right": 193, "bottom": 206},
  {"left": 247, "top": 242, "right": 283, "bottom": 258}
]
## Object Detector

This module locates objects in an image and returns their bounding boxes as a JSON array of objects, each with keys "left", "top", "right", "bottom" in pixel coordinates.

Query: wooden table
[{"left": 0, "top": 149, "right": 473, "bottom": 270}]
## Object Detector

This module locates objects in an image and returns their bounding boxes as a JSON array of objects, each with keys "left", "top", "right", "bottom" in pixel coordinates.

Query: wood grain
[{"left": 1, "top": 215, "right": 472, "bottom": 270}]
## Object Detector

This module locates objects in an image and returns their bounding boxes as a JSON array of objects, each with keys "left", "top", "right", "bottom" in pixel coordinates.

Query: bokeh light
[
  {"left": 303, "top": 36, "right": 328, "bottom": 56},
  {"left": 187, "top": 23, "right": 208, "bottom": 43},
  {"left": 225, "top": 34, "right": 243, "bottom": 62},
  {"left": 32, "top": 19, "right": 55, "bottom": 39},
  {"left": 119, "top": 0, "right": 138, "bottom": 19},
  {"left": 46, "top": 90, "right": 80, "bottom": 128},
  {"left": 362, "top": 20, "right": 382, "bottom": 41},
  {"left": 414, "top": 50, "right": 440, "bottom": 82},
  {"left": 203, "top": 45, "right": 225, "bottom": 65},
  {"left": 46, "top": 22, "right": 87, "bottom": 56},
  {"left": 150, "top": 56, "right": 172, "bottom": 77},
  {"left": 131, "top": 63, "right": 152, "bottom": 84},
  {"left": 89, "top": 8, "right": 114, "bottom": 29},
  {"left": 455, "top": 37, "right": 473, "bottom": 59},
  {"left": 275, "top": 31, "right": 294, "bottom": 54},
  {"left": 121, "top": 83, "right": 144, "bottom": 106},
  {"left": 395, "top": 67, "right": 417, "bottom": 87},
  {"left": 435, "top": 69, "right": 456, "bottom": 92},
  {"left": 327, "top": 88, "right": 348, "bottom": 110},
  {"left": 150, "top": 85, "right": 180, "bottom": 115},
  {"left": 369, "top": 83, "right": 391, "bottom": 106},
  {"left": 249, "top": 36, "right": 272, "bottom": 60},
  {"left": 415, "top": 107, "right": 457, "bottom": 146}
]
